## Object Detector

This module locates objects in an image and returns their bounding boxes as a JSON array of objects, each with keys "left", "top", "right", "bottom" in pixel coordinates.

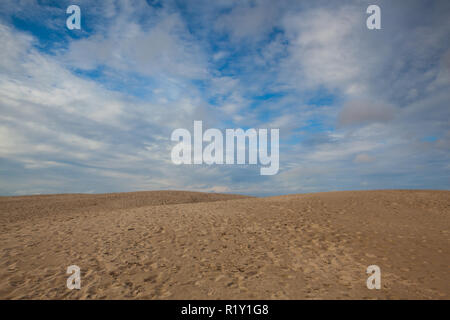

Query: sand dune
[{"left": 0, "top": 190, "right": 448, "bottom": 299}]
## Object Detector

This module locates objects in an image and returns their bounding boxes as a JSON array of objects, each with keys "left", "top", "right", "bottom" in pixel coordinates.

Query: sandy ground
[{"left": 0, "top": 190, "right": 448, "bottom": 299}]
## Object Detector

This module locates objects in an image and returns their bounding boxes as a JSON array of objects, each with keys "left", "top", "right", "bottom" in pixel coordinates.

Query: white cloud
[
  {"left": 280, "top": 5, "right": 365, "bottom": 93},
  {"left": 62, "top": 11, "right": 208, "bottom": 79},
  {"left": 214, "top": 0, "right": 280, "bottom": 42}
]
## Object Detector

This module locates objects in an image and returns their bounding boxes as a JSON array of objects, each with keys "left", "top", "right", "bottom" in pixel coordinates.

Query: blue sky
[{"left": 0, "top": 0, "right": 449, "bottom": 196}]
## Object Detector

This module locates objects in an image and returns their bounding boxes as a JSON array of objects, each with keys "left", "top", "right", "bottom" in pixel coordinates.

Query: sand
[{"left": 0, "top": 190, "right": 448, "bottom": 299}]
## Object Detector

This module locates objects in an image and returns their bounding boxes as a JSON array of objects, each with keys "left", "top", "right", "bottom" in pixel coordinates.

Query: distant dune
[
  {"left": 0, "top": 190, "right": 448, "bottom": 299},
  {"left": 0, "top": 191, "right": 250, "bottom": 225}
]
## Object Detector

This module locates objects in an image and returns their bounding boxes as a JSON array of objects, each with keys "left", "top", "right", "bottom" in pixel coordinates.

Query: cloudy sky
[{"left": 0, "top": 0, "right": 449, "bottom": 196}]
